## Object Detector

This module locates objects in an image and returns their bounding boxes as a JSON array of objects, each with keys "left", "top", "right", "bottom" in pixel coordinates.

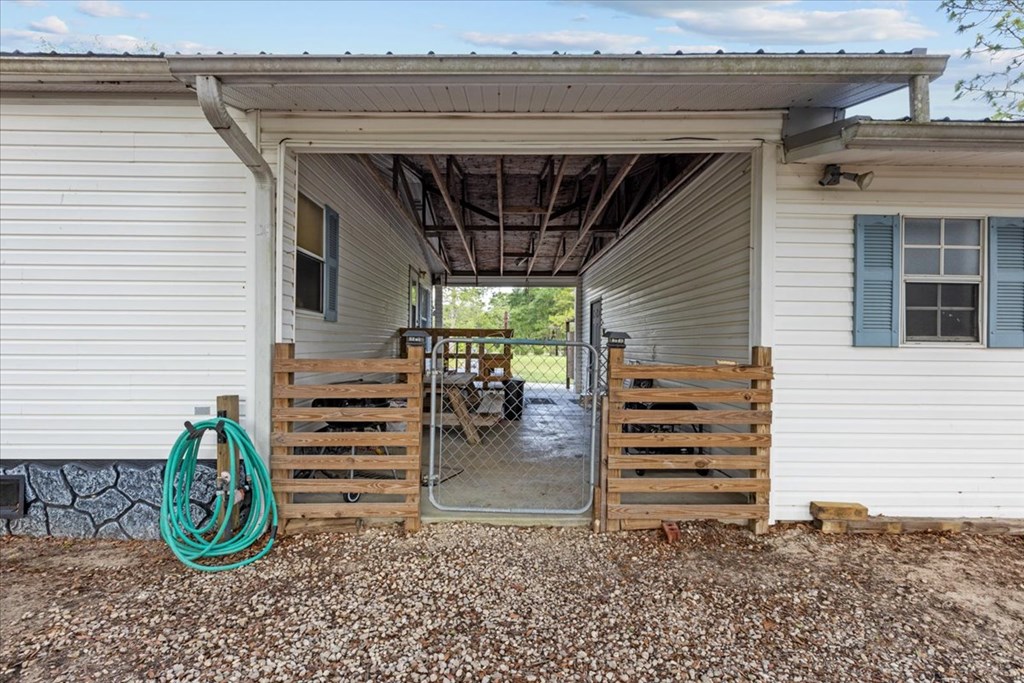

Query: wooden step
[{"left": 810, "top": 501, "right": 868, "bottom": 521}]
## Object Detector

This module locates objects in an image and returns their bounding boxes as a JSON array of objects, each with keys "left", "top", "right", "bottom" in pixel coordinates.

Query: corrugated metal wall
[
  {"left": 291, "top": 154, "right": 431, "bottom": 358},
  {"left": 773, "top": 163, "right": 1024, "bottom": 520},
  {"left": 580, "top": 153, "right": 753, "bottom": 366},
  {"left": 0, "top": 96, "right": 251, "bottom": 460}
]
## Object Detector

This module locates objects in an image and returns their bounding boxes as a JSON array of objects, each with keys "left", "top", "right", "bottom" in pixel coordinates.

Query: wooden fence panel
[
  {"left": 600, "top": 345, "right": 772, "bottom": 533},
  {"left": 399, "top": 327, "right": 513, "bottom": 383},
  {"left": 270, "top": 341, "right": 423, "bottom": 535}
]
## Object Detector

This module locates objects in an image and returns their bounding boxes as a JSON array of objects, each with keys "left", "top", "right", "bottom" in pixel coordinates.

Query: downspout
[{"left": 195, "top": 75, "right": 276, "bottom": 461}]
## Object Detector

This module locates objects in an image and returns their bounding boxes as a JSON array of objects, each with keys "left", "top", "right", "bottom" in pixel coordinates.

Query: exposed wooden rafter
[
  {"left": 357, "top": 155, "right": 450, "bottom": 274},
  {"left": 526, "top": 154, "right": 568, "bottom": 277},
  {"left": 580, "top": 154, "right": 717, "bottom": 272},
  {"left": 427, "top": 155, "right": 476, "bottom": 275},
  {"left": 496, "top": 156, "right": 505, "bottom": 276},
  {"left": 553, "top": 154, "right": 640, "bottom": 275}
]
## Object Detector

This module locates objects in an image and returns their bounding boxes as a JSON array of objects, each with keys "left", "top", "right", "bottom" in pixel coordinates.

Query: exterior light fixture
[{"left": 818, "top": 164, "right": 874, "bottom": 190}]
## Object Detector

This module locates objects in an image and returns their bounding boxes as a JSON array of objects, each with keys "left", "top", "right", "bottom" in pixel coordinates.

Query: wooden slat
[
  {"left": 272, "top": 479, "right": 419, "bottom": 494},
  {"left": 610, "top": 388, "right": 773, "bottom": 403},
  {"left": 607, "top": 477, "right": 770, "bottom": 494},
  {"left": 274, "top": 384, "right": 418, "bottom": 399},
  {"left": 610, "top": 364, "right": 773, "bottom": 381},
  {"left": 270, "top": 455, "right": 417, "bottom": 470},
  {"left": 612, "top": 409, "right": 772, "bottom": 425},
  {"left": 279, "top": 503, "right": 418, "bottom": 519},
  {"left": 274, "top": 358, "right": 419, "bottom": 374},
  {"left": 608, "top": 454, "right": 769, "bottom": 470},
  {"left": 272, "top": 407, "right": 418, "bottom": 422},
  {"left": 272, "top": 343, "right": 295, "bottom": 518},
  {"left": 608, "top": 433, "right": 771, "bottom": 448},
  {"left": 272, "top": 432, "right": 418, "bottom": 447},
  {"left": 607, "top": 504, "right": 769, "bottom": 520}
]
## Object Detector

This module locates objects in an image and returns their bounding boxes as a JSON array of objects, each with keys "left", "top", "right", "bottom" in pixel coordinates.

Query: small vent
[{"left": 0, "top": 475, "right": 26, "bottom": 519}]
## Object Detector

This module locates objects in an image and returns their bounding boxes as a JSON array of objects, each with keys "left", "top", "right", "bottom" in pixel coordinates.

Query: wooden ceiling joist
[
  {"left": 526, "top": 154, "right": 568, "bottom": 277},
  {"left": 427, "top": 155, "right": 476, "bottom": 275},
  {"left": 496, "top": 156, "right": 504, "bottom": 276},
  {"left": 357, "top": 154, "right": 450, "bottom": 274},
  {"left": 553, "top": 154, "right": 640, "bottom": 275}
]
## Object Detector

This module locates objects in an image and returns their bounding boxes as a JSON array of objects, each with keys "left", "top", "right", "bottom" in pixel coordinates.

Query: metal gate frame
[{"left": 427, "top": 337, "right": 600, "bottom": 514}]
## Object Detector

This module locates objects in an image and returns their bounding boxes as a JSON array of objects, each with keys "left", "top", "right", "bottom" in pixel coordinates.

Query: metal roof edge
[
  {"left": 164, "top": 53, "right": 949, "bottom": 81},
  {"left": 784, "top": 118, "right": 1024, "bottom": 162}
]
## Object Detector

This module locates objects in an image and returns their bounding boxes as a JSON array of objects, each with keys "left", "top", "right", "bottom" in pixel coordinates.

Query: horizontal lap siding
[
  {"left": 581, "top": 153, "right": 752, "bottom": 365},
  {"left": 773, "top": 163, "right": 1024, "bottom": 520},
  {"left": 293, "top": 155, "right": 429, "bottom": 360},
  {"left": 0, "top": 96, "right": 250, "bottom": 460}
]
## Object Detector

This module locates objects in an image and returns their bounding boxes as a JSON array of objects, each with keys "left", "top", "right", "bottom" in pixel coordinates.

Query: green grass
[{"left": 511, "top": 353, "right": 568, "bottom": 384}]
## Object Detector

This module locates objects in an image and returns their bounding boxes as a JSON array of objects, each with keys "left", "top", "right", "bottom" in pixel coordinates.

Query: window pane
[
  {"left": 905, "top": 248, "right": 940, "bottom": 274},
  {"left": 906, "top": 282, "right": 938, "bottom": 307},
  {"left": 296, "top": 252, "right": 323, "bottom": 312},
  {"left": 941, "top": 283, "right": 978, "bottom": 308},
  {"left": 944, "top": 219, "right": 981, "bottom": 246},
  {"left": 906, "top": 309, "right": 938, "bottom": 338},
  {"left": 905, "top": 218, "right": 940, "bottom": 245},
  {"left": 297, "top": 194, "right": 325, "bottom": 257},
  {"left": 944, "top": 249, "right": 980, "bottom": 275},
  {"left": 940, "top": 309, "right": 978, "bottom": 340}
]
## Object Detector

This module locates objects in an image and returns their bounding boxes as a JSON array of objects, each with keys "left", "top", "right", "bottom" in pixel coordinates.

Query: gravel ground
[{"left": 1, "top": 523, "right": 1022, "bottom": 683}]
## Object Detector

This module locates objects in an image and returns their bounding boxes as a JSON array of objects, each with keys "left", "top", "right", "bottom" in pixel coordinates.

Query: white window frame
[
  {"left": 296, "top": 192, "right": 325, "bottom": 316},
  {"left": 899, "top": 215, "right": 987, "bottom": 347}
]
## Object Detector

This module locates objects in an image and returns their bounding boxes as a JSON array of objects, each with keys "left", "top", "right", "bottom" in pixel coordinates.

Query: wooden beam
[
  {"left": 357, "top": 155, "right": 450, "bottom": 274},
  {"left": 427, "top": 155, "right": 476, "bottom": 275},
  {"left": 395, "top": 156, "right": 423, "bottom": 232},
  {"left": 580, "top": 154, "right": 717, "bottom": 274},
  {"left": 496, "top": 156, "right": 504, "bottom": 276},
  {"left": 527, "top": 154, "right": 568, "bottom": 277},
  {"left": 553, "top": 154, "right": 640, "bottom": 275},
  {"left": 426, "top": 223, "right": 617, "bottom": 233}
]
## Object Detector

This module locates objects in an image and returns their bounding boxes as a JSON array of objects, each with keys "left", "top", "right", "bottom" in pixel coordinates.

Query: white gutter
[{"left": 195, "top": 75, "right": 275, "bottom": 460}]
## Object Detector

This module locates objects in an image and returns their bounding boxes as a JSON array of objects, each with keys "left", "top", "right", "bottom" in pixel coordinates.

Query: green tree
[{"left": 941, "top": 0, "right": 1024, "bottom": 119}]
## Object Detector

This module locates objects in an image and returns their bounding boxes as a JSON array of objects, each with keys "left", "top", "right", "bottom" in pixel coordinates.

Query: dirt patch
[{"left": 1, "top": 524, "right": 1021, "bottom": 683}]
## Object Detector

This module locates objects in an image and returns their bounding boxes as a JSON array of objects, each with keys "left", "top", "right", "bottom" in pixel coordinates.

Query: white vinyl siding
[
  {"left": 291, "top": 154, "right": 431, "bottom": 359},
  {"left": 0, "top": 95, "right": 251, "bottom": 460},
  {"left": 581, "top": 153, "right": 752, "bottom": 365},
  {"left": 773, "top": 163, "right": 1024, "bottom": 520}
]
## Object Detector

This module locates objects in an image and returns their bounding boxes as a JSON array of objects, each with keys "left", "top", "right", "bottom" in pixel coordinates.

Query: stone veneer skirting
[{"left": 1, "top": 460, "right": 218, "bottom": 540}]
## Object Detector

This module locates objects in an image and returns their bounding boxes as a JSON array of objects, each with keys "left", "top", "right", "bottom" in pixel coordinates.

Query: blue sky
[{"left": 0, "top": 0, "right": 1004, "bottom": 119}]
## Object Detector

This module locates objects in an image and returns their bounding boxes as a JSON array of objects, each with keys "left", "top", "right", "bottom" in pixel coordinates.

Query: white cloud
[
  {"left": 76, "top": 0, "right": 147, "bottom": 20},
  {"left": 460, "top": 30, "right": 651, "bottom": 53},
  {"left": 0, "top": 27, "right": 216, "bottom": 54},
  {"left": 28, "top": 15, "right": 69, "bottom": 34},
  {"left": 581, "top": 0, "right": 934, "bottom": 45}
]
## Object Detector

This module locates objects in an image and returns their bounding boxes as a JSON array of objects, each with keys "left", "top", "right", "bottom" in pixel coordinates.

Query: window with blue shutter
[
  {"left": 988, "top": 217, "right": 1024, "bottom": 348},
  {"left": 854, "top": 214, "right": 899, "bottom": 347},
  {"left": 324, "top": 206, "right": 340, "bottom": 323}
]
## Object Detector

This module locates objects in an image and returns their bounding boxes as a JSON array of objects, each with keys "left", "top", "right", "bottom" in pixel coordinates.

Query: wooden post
[
  {"left": 403, "top": 332, "right": 426, "bottom": 533},
  {"left": 596, "top": 396, "right": 609, "bottom": 532},
  {"left": 604, "top": 333, "right": 629, "bottom": 532},
  {"left": 216, "top": 394, "right": 240, "bottom": 535},
  {"left": 749, "top": 345, "right": 772, "bottom": 535},
  {"left": 272, "top": 343, "right": 294, "bottom": 535}
]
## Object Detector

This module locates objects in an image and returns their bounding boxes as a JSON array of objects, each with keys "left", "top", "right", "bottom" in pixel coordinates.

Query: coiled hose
[{"left": 160, "top": 418, "right": 278, "bottom": 572}]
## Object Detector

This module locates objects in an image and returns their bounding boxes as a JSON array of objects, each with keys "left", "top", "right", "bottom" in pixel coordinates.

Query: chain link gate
[{"left": 428, "top": 338, "right": 600, "bottom": 514}]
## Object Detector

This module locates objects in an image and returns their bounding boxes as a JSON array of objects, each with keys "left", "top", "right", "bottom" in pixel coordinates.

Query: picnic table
[{"left": 426, "top": 372, "right": 503, "bottom": 445}]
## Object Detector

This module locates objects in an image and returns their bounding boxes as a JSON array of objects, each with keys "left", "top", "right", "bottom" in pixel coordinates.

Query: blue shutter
[
  {"left": 324, "top": 206, "right": 340, "bottom": 323},
  {"left": 987, "top": 217, "right": 1024, "bottom": 348},
  {"left": 854, "top": 214, "right": 900, "bottom": 347}
]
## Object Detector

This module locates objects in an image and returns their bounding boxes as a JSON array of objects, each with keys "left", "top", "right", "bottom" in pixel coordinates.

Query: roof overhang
[
  {"left": 784, "top": 117, "right": 1024, "bottom": 167},
  {"left": 2, "top": 52, "right": 949, "bottom": 113}
]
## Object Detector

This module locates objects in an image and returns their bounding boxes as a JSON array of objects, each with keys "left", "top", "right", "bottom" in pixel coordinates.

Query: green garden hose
[{"left": 160, "top": 418, "right": 278, "bottom": 572}]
